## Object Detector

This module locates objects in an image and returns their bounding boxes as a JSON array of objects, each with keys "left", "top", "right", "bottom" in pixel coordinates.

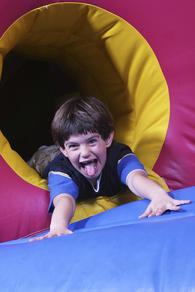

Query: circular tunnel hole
[
  {"left": 0, "top": 2, "right": 170, "bottom": 183},
  {"left": 0, "top": 51, "right": 79, "bottom": 160}
]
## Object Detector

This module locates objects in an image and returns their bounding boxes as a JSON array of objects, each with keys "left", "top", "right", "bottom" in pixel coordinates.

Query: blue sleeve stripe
[
  {"left": 117, "top": 154, "right": 146, "bottom": 184},
  {"left": 48, "top": 172, "right": 79, "bottom": 212},
  {"left": 49, "top": 171, "right": 71, "bottom": 179}
]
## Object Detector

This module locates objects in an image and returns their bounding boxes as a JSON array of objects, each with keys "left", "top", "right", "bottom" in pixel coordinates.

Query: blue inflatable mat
[{"left": 1, "top": 187, "right": 195, "bottom": 292}]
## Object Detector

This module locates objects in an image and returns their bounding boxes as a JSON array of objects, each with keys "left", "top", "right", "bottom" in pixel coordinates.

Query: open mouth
[{"left": 79, "top": 159, "right": 98, "bottom": 176}]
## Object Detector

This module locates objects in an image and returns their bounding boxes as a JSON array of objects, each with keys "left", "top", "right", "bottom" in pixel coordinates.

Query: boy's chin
[
  {"left": 81, "top": 171, "right": 101, "bottom": 182},
  {"left": 83, "top": 173, "right": 99, "bottom": 181},
  {"left": 79, "top": 167, "right": 101, "bottom": 181}
]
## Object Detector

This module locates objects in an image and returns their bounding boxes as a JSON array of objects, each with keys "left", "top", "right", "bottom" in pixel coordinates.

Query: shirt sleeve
[
  {"left": 117, "top": 153, "right": 146, "bottom": 185},
  {"left": 48, "top": 171, "right": 79, "bottom": 212}
]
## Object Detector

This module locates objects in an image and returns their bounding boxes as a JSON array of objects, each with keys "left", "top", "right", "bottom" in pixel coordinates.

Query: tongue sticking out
[{"left": 84, "top": 163, "right": 97, "bottom": 176}]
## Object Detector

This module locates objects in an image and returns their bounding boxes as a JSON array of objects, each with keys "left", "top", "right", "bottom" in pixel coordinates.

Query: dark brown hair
[{"left": 51, "top": 96, "right": 114, "bottom": 148}]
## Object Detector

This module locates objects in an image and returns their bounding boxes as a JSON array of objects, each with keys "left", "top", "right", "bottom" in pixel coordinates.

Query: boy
[{"left": 37, "top": 96, "right": 190, "bottom": 239}]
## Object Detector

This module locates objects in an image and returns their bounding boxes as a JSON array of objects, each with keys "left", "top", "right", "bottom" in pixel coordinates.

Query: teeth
[{"left": 80, "top": 159, "right": 97, "bottom": 167}]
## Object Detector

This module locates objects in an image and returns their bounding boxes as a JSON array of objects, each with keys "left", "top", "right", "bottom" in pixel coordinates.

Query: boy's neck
[{"left": 87, "top": 174, "right": 102, "bottom": 192}]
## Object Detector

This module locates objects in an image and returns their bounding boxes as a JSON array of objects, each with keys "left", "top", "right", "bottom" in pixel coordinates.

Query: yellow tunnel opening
[{"left": 0, "top": 2, "right": 169, "bottom": 192}]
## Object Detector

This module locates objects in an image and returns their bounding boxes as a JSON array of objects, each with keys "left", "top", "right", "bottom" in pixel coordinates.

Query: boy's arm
[
  {"left": 126, "top": 171, "right": 190, "bottom": 218},
  {"left": 31, "top": 194, "right": 75, "bottom": 241},
  {"left": 49, "top": 194, "right": 76, "bottom": 236}
]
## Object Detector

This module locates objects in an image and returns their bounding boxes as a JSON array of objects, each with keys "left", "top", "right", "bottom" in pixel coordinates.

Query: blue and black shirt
[{"left": 43, "top": 141, "right": 146, "bottom": 211}]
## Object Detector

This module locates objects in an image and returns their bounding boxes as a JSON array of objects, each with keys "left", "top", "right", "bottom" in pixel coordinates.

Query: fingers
[
  {"left": 139, "top": 198, "right": 191, "bottom": 219},
  {"left": 173, "top": 199, "right": 191, "bottom": 206},
  {"left": 29, "top": 229, "right": 73, "bottom": 242},
  {"left": 139, "top": 208, "right": 164, "bottom": 219},
  {"left": 29, "top": 234, "right": 48, "bottom": 242},
  {"left": 66, "top": 229, "right": 73, "bottom": 235},
  {"left": 139, "top": 202, "right": 177, "bottom": 219},
  {"left": 139, "top": 203, "right": 180, "bottom": 219},
  {"left": 166, "top": 202, "right": 180, "bottom": 211},
  {"left": 155, "top": 208, "right": 164, "bottom": 216},
  {"left": 139, "top": 206, "right": 153, "bottom": 219},
  {"left": 167, "top": 199, "right": 191, "bottom": 211}
]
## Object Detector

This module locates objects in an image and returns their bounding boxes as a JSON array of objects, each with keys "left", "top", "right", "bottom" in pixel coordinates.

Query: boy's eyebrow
[
  {"left": 85, "top": 134, "right": 100, "bottom": 142},
  {"left": 87, "top": 134, "right": 99, "bottom": 140},
  {"left": 65, "top": 134, "right": 100, "bottom": 145},
  {"left": 65, "top": 141, "right": 79, "bottom": 145}
]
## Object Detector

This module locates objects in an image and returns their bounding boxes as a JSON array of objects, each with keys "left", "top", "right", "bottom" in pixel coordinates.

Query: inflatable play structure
[{"left": 0, "top": 0, "right": 195, "bottom": 291}]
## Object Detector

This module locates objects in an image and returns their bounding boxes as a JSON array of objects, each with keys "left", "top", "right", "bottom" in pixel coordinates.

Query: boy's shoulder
[
  {"left": 109, "top": 140, "right": 132, "bottom": 154},
  {"left": 42, "top": 153, "right": 71, "bottom": 178},
  {"left": 107, "top": 140, "right": 132, "bottom": 163}
]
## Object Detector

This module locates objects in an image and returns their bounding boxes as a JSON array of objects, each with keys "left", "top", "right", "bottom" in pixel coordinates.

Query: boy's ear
[
  {"left": 105, "top": 131, "right": 114, "bottom": 147},
  {"left": 60, "top": 146, "right": 68, "bottom": 157}
]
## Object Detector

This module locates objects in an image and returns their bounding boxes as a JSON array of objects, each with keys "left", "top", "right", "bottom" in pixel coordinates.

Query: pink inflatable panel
[
  {"left": 1, "top": 0, "right": 195, "bottom": 189},
  {"left": 0, "top": 156, "right": 50, "bottom": 242}
]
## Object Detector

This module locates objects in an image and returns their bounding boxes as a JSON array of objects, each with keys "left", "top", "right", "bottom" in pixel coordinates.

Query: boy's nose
[{"left": 80, "top": 144, "right": 90, "bottom": 157}]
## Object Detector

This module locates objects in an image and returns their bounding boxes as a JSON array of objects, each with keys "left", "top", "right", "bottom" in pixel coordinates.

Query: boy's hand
[
  {"left": 30, "top": 226, "right": 73, "bottom": 241},
  {"left": 139, "top": 194, "right": 191, "bottom": 218}
]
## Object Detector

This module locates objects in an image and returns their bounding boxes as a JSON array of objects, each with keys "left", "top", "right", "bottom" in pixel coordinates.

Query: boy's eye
[
  {"left": 89, "top": 138, "right": 97, "bottom": 144},
  {"left": 68, "top": 144, "right": 78, "bottom": 150}
]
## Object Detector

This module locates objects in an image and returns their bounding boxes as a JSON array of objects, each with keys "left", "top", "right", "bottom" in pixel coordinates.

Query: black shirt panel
[{"left": 43, "top": 141, "right": 132, "bottom": 201}]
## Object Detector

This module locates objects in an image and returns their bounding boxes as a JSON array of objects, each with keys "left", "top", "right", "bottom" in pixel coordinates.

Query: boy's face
[{"left": 60, "top": 132, "right": 114, "bottom": 183}]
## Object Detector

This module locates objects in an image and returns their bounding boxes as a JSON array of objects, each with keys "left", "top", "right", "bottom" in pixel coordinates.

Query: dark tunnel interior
[{"left": 0, "top": 52, "right": 79, "bottom": 160}]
